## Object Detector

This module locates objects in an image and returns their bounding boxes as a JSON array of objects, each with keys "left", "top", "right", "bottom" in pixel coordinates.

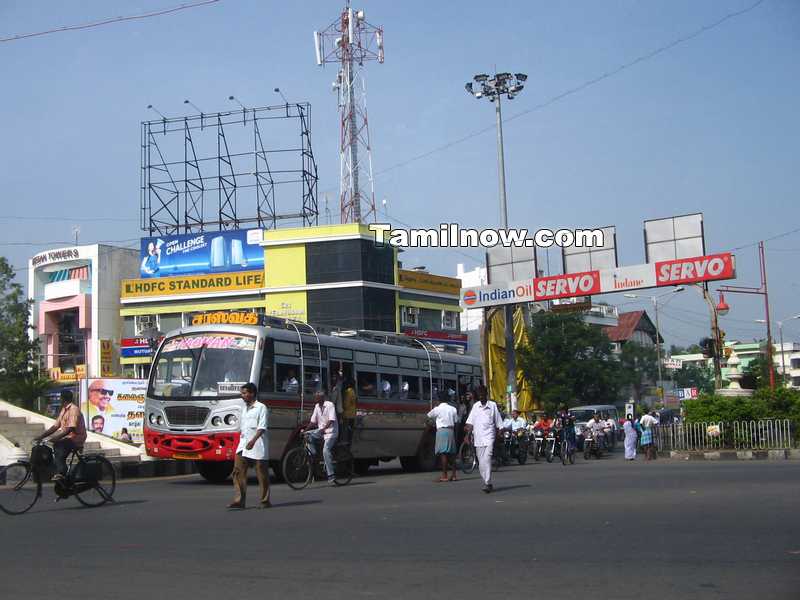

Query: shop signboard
[
  {"left": 83, "top": 378, "right": 147, "bottom": 444},
  {"left": 121, "top": 337, "right": 154, "bottom": 358},
  {"left": 139, "top": 229, "right": 264, "bottom": 278},
  {"left": 121, "top": 270, "right": 264, "bottom": 299}
]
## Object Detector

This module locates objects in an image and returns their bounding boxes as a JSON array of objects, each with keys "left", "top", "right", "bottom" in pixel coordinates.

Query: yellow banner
[
  {"left": 121, "top": 271, "right": 264, "bottom": 298},
  {"left": 399, "top": 269, "right": 461, "bottom": 296},
  {"left": 191, "top": 311, "right": 260, "bottom": 326}
]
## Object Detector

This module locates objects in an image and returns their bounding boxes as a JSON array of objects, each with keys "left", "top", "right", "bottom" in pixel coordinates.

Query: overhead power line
[{"left": 0, "top": 0, "right": 221, "bottom": 43}]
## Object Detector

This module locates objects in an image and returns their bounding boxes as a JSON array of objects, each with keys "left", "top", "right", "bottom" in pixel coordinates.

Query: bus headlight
[
  {"left": 224, "top": 414, "right": 238, "bottom": 426},
  {"left": 156, "top": 415, "right": 165, "bottom": 426},
  {"left": 211, "top": 416, "right": 222, "bottom": 427},
  {"left": 149, "top": 413, "right": 157, "bottom": 425}
]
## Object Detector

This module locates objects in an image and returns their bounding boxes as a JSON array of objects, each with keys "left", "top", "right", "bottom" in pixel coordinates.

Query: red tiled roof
[{"left": 603, "top": 310, "right": 645, "bottom": 342}]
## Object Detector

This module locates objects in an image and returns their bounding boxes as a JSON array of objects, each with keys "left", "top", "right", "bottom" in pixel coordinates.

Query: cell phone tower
[{"left": 314, "top": 3, "right": 384, "bottom": 224}]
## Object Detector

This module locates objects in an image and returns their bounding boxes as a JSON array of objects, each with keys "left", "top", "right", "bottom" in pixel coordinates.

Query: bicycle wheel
[
  {"left": 333, "top": 447, "right": 354, "bottom": 487},
  {"left": 561, "top": 441, "right": 569, "bottom": 466},
  {"left": 282, "top": 446, "right": 313, "bottom": 491},
  {"left": 0, "top": 462, "right": 40, "bottom": 515},
  {"left": 545, "top": 444, "right": 554, "bottom": 463},
  {"left": 459, "top": 442, "right": 476, "bottom": 474},
  {"left": 74, "top": 455, "right": 116, "bottom": 507}
]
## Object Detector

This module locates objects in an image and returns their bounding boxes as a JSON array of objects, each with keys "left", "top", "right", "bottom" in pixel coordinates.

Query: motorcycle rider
[
  {"left": 507, "top": 409, "right": 527, "bottom": 432},
  {"left": 586, "top": 412, "right": 607, "bottom": 450}
]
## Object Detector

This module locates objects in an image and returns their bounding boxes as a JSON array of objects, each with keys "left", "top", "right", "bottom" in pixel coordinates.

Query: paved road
[{"left": 3, "top": 454, "right": 799, "bottom": 600}]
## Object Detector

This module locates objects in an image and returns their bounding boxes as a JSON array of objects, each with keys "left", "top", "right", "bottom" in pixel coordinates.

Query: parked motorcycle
[{"left": 544, "top": 429, "right": 559, "bottom": 463}]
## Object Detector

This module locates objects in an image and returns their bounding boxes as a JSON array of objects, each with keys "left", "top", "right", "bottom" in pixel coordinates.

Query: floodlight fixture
[
  {"left": 465, "top": 82, "right": 474, "bottom": 95},
  {"left": 515, "top": 73, "right": 528, "bottom": 82},
  {"left": 183, "top": 99, "right": 203, "bottom": 114},
  {"left": 474, "top": 73, "right": 489, "bottom": 82},
  {"left": 146, "top": 104, "right": 166, "bottom": 120}
]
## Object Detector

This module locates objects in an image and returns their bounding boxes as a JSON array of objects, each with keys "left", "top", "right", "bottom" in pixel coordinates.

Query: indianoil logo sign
[{"left": 460, "top": 281, "right": 536, "bottom": 308}]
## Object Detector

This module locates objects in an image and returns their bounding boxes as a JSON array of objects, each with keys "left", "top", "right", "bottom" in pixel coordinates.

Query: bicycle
[
  {"left": 0, "top": 441, "right": 116, "bottom": 515},
  {"left": 458, "top": 433, "right": 477, "bottom": 474},
  {"left": 560, "top": 437, "right": 576, "bottom": 465},
  {"left": 282, "top": 432, "right": 353, "bottom": 490}
]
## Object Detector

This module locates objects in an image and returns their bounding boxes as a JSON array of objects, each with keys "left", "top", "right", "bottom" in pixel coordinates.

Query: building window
[
  {"left": 441, "top": 310, "right": 457, "bottom": 330},
  {"left": 135, "top": 315, "right": 159, "bottom": 336},
  {"left": 159, "top": 313, "right": 182, "bottom": 335},
  {"left": 401, "top": 306, "right": 419, "bottom": 327}
]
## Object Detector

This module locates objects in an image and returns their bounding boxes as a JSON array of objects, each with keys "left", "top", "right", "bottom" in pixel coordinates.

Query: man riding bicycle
[
  {"left": 554, "top": 406, "right": 576, "bottom": 454},
  {"left": 34, "top": 389, "right": 87, "bottom": 480},
  {"left": 304, "top": 390, "right": 339, "bottom": 484}
]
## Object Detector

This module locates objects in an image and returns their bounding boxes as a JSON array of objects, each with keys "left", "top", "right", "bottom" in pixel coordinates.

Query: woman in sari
[{"left": 623, "top": 414, "right": 637, "bottom": 460}]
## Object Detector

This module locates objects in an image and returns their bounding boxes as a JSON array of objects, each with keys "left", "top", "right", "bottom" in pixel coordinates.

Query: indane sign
[{"left": 461, "top": 252, "right": 735, "bottom": 308}]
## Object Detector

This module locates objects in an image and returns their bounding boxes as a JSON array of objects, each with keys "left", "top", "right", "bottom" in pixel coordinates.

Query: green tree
[
  {"left": 670, "top": 343, "right": 702, "bottom": 355},
  {"left": 741, "top": 353, "right": 780, "bottom": 390},
  {"left": 618, "top": 342, "right": 659, "bottom": 403},
  {"left": 517, "top": 312, "right": 620, "bottom": 414},
  {"left": 0, "top": 257, "right": 49, "bottom": 408},
  {"left": 672, "top": 362, "right": 715, "bottom": 395}
]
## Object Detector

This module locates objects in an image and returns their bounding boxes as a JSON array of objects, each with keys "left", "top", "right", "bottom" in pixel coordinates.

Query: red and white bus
[{"left": 144, "top": 317, "right": 482, "bottom": 482}]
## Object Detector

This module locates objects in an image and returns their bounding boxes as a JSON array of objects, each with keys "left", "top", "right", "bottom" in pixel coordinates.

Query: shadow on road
[
  {"left": 32, "top": 499, "right": 150, "bottom": 514},
  {"left": 489, "top": 484, "right": 531, "bottom": 493}
]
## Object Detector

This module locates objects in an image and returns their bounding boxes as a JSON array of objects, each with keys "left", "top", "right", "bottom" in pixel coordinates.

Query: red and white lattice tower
[{"left": 315, "top": 3, "right": 384, "bottom": 224}]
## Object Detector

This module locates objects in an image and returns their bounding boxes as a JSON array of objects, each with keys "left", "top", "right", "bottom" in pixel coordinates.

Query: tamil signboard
[
  {"left": 121, "top": 270, "right": 264, "bottom": 299},
  {"left": 461, "top": 252, "right": 736, "bottom": 308},
  {"left": 82, "top": 378, "right": 147, "bottom": 444},
  {"left": 140, "top": 229, "right": 264, "bottom": 278}
]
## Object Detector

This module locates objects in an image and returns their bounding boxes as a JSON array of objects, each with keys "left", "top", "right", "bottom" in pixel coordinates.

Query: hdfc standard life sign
[{"left": 461, "top": 252, "right": 735, "bottom": 308}]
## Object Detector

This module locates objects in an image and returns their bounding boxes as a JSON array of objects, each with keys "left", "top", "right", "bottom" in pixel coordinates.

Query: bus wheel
[
  {"left": 195, "top": 460, "right": 233, "bottom": 483},
  {"left": 416, "top": 434, "right": 437, "bottom": 472},
  {"left": 353, "top": 459, "right": 372, "bottom": 476}
]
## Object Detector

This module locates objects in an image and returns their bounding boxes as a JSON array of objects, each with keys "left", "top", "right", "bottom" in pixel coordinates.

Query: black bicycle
[
  {"left": 0, "top": 441, "right": 116, "bottom": 515},
  {"left": 458, "top": 433, "right": 477, "bottom": 474},
  {"left": 282, "top": 433, "right": 354, "bottom": 490}
]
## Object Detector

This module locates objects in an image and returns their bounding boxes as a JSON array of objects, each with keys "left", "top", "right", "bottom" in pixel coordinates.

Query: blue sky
[{"left": 1, "top": 0, "right": 798, "bottom": 348}]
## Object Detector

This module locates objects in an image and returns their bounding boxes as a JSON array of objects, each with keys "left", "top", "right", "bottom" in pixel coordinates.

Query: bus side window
[
  {"left": 276, "top": 362, "right": 300, "bottom": 396},
  {"left": 357, "top": 370, "right": 377, "bottom": 398}
]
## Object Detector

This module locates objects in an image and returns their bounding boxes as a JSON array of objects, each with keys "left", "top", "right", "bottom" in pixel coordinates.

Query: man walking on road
[
  {"left": 427, "top": 397, "right": 458, "bottom": 482},
  {"left": 228, "top": 383, "right": 271, "bottom": 510},
  {"left": 464, "top": 385, "right": 503, "bottom": 493}
]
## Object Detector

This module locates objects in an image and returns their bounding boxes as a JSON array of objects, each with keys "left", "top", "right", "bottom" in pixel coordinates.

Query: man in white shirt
[
  {"left": 464, "top": 385, "right": 504, "bottom": 493},
  {"left": 504, "top": 409, "right": 527, "bottom": 432},
  {"left": 228, "top": 383, "right": 270, "bottom": 509},
  {"left": 427, "top": 398, "right": 458, "bottom": 482},
  {"left": 305, "top": 390, "right": 339, "bottom": 484}
]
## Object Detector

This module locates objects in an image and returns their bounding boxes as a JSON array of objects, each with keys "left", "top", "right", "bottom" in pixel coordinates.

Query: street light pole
[
  {"left": 624, "top": 287, "right": 684, "bottom": 404},
  {"left": 466, "top": 72, "right": 527, "bottom": 410}
]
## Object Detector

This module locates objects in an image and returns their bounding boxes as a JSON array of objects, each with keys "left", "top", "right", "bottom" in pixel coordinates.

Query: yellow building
[{"left": 119, "top": 224, "right": 464, "bottom": 377}]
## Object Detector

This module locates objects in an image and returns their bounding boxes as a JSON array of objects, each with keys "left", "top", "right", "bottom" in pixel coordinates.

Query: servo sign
[{"left": 460, "top": 252, "right": 736, "bottom": 308}]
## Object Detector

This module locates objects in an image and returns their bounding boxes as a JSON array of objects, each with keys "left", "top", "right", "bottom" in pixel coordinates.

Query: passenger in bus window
[
  {"left": 281, "top": 369, "right": 299, "bottom": 394},
  {"left": 400, "top": 380, "right": 409, "bottom": 402},
  {"left": 380, "top": 378, "right": 391, "bottom": 399},
  {"left": 342, "top": 378, "right": 357, "bottom": 445}
]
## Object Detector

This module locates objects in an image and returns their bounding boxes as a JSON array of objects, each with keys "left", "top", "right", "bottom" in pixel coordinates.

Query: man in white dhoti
[
  {"left": 623, "top": 413, "right": 637, "bottom": 460},
  {"left": 464, "top": 385, "right": 504, "bottom": 493}
]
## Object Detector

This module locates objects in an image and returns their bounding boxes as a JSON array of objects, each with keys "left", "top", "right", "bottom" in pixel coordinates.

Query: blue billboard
[{"left": 140, "top": 229, "right": 264, "bottom": 278}]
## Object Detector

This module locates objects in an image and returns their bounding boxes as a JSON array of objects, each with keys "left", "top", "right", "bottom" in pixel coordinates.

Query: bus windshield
[{"left": 148, "top": 332, "right": 256, "bottom": 400}]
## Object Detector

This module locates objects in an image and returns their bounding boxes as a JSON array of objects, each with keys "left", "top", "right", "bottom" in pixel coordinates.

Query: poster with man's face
[{"left": 84, "top": 379, "right": 147, "bottom": 444}]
